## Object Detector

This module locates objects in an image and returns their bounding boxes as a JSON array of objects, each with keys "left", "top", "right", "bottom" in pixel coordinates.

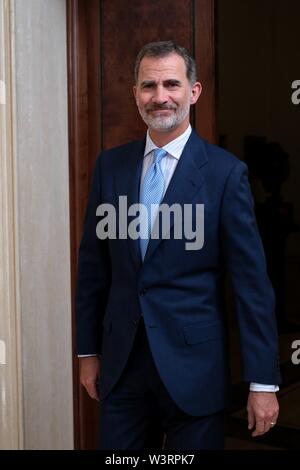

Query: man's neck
[{"left": 148, "top": 121, "right": 190, "bottom": 147}]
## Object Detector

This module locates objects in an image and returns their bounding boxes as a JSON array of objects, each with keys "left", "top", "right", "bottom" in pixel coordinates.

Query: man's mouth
[
  {"left": 151, "top": 109, "right": 172, "bottom": 113},
  {"left": 147, "top": 107, "right": 176, "bottom": 115}
]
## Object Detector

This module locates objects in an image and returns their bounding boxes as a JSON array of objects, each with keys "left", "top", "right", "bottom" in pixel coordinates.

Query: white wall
[{"left": 0, "top": 0, "right": 73, "bottom": 449}]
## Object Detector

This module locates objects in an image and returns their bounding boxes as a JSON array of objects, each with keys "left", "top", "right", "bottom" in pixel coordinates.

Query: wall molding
[{"left": 0, "top": 0, "right": 24, "bottom": 450}]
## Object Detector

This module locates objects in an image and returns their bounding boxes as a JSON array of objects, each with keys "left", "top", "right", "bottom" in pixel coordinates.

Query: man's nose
[{"left": 152, "top": 86, "right": 168, "bottom": 104}]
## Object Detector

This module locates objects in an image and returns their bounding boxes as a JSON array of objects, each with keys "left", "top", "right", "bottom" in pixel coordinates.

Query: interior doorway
[
  {"left": 67, "top": 0, "right": 216, "bottom": 449},
  {"left": 67, "top": 0, "right": 300, "bottom": 451},
  {"left": 217, "top": 0, "right": 300, "bottom": 449}
]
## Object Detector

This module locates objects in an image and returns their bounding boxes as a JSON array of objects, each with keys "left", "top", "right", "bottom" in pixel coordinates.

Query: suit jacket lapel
[
  {"left": 114, "top": 139, "right": 145, "bottom": 271},
  {"left": 144, "top": 130, "right": 208, "bottom": 263}
]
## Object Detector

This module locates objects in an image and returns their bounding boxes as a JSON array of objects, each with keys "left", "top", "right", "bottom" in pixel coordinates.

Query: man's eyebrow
[
  {"left": 140, "top": 80, "right": 156, "bottom": 87},
  {"left": 163, "top": 79, "right": 182, "bottom": 86},
  {"left": 140, "top": 79, "right": 182, "bottom": 87}
]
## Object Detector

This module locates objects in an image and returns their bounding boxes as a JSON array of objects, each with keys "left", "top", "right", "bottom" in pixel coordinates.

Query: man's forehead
[{"left": 138, "top": 54, "right": 187, "bottom": 79}]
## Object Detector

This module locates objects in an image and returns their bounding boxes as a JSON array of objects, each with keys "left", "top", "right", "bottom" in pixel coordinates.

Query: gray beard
[{"left": 139, "top": 105, "right": 190, "bottom": 133}]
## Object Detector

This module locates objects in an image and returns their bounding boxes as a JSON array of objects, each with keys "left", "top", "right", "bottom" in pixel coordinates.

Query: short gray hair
[{"left": 134, "top": 41, "right": 197, "bottom": 85}]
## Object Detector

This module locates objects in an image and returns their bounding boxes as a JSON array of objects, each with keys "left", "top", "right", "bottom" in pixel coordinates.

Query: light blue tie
[{"left": 139, "top": 148, "right": 167, "bottom": 260}]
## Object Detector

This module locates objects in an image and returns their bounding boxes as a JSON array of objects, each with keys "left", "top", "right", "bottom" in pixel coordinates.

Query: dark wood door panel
[{"left": 100, "top": 0, "right": 194, "bottom": 147}]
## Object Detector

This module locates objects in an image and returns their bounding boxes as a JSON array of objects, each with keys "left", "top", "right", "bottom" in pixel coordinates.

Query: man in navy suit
[{"left": 76, "top": 41, "right": 280, "bottom": 450}]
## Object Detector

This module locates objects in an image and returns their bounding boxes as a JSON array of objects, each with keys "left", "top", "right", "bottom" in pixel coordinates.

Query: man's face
[{"left": 133, "top": 53, "right": 201, "bottom": 134}]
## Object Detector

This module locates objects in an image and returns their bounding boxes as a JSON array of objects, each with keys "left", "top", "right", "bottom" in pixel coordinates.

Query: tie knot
[{"left": 153, "top": 148, "right": 167, "bottom": 164}]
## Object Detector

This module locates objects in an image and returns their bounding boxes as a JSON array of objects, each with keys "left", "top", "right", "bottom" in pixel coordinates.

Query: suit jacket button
[{"left": 140, "top": 288, "right": 147, "bottom": 296}]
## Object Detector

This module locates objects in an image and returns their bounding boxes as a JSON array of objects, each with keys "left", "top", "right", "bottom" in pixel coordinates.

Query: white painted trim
[
  {"left": 0, "top": 0, "right": 24, "bottom": 450},
  {"left": 1, "top": 0, "right": 73, "bottom": 449},
  {"left": 0, "top": 79, "right": 6, "bottom": 104}
]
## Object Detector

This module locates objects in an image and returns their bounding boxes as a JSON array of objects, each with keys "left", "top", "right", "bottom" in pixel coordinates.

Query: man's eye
[{"left": 143, "top": 84, "right": 154, "bottom": 89}]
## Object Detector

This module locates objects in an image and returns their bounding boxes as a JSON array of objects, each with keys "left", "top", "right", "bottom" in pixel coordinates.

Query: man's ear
[{"left": 190, "top": 82, "right": 202, "bottom": 105}]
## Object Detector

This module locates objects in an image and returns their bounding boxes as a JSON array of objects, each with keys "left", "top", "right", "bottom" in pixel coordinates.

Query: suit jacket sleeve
[
  {"left": 221, "top": 160, "right": 281, "bottom": 385},
  {"left": 75, "top": 156, "right": 111, "bottom": 355}
]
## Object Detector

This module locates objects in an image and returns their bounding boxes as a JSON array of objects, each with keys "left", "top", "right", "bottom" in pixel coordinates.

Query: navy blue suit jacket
[{"left": 76, "top": 129, "right": 281, "bottom": 416}]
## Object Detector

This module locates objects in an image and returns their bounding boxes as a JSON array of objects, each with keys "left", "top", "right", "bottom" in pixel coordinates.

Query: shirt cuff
[
  {"left": 250, "top": 382, "right": 279, "bottom": 392},
  {"left": 77, "top": 354, "right": 99, "bottom": 357}
]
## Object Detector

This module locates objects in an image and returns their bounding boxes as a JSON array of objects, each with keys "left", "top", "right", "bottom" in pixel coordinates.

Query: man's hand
[
  {"left": 79, "top": 356, "right": 101, "bottom": 401},
  {"left": 247, "top": 391, "right": 279, "bottom": 437}
]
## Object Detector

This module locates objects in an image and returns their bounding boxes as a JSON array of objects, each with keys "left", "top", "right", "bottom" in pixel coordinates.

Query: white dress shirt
[{"left": 141, "top": 123, "right": 192, "bottom": 192}]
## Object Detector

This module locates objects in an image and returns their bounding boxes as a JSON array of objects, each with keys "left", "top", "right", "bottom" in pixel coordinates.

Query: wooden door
[{"left": 67, "top": 0, "right": 216, "bottom": 449}]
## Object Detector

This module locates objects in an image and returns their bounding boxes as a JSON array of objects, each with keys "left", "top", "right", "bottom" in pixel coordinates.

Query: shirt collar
[{"left": 144, "top": 124, "right": 192, "bottom": 160}]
